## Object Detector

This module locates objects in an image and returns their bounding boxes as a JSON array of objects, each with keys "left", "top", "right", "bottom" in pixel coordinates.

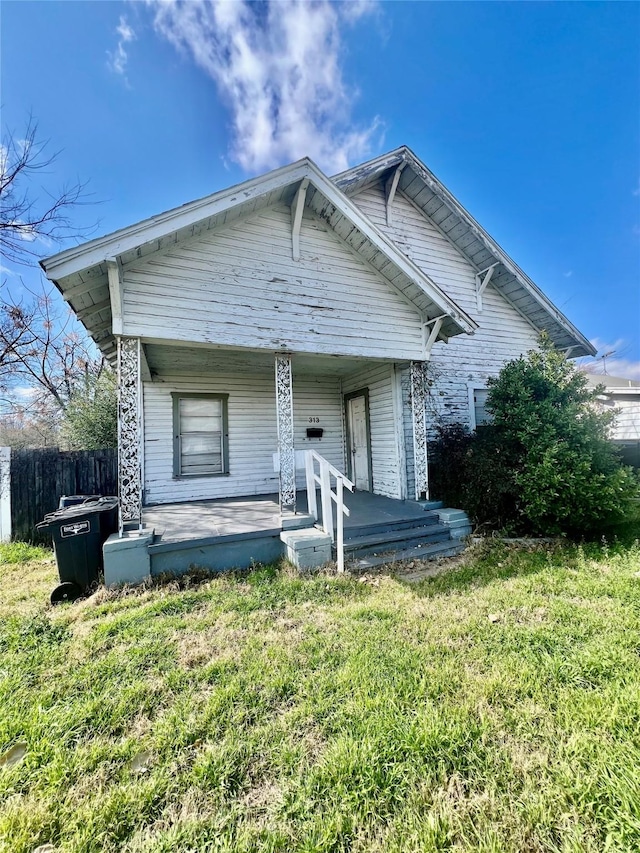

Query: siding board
[
  {"left": 351, "top": 182, "right": 541, "bottom": 497},
  {"left": 342, "top": 363, "right": 401, "bottom": 499},
  {"left": 123, "top": 204, "right": 424, "bottom": 360},
  {"left": 143, "top": 369, "right": 345, "bottom": 505}
]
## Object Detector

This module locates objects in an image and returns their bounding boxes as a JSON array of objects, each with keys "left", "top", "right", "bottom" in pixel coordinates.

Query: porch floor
[{"left": 142, "top": 490, "right": 428, "bottom": 544}]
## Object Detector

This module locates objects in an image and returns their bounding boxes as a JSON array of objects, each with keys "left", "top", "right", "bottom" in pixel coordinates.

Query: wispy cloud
[
  {"left": 107, "top": 15, "right": 136, "bottom": 81},
  {"left": 563, "top": 270, "right": 573, "bottom": 278},
  {"left": 578, "top": 338, "right": 640, "bottom": 381},
  {"left": 146, "top": 0, "right": 382, "bottom": 173}
]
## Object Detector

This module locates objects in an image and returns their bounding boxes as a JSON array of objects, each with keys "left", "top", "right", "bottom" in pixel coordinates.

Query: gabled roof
[
  {"left": 334, "top": 146, "right": 596, "bottom": 358},
  {"left": 41, "top": 157, "right": 477, "bottom": 361}
]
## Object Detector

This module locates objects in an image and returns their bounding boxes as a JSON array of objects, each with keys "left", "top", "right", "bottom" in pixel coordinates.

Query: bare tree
[
  {"left": 0, "top": 117, "right": 96, "bottom": 265},
  {"left": 0, "top": 117, "right": 114, "bottom": 447},
  {"left": 0, "top": 283, "right": 104, "bottom": 417}
]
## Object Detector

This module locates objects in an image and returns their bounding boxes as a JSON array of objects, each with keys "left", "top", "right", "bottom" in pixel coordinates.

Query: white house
[{"left": 40, "top": 147, "right": 595, "bottom": 573}]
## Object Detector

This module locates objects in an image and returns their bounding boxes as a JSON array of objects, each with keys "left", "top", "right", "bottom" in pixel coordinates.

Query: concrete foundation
[
  {"left": 149, "top": 529, "right": 283, "bottom": 576},
  {"left": 103, "top": 528, "right": 154, "bottom": 586},
  {"left": 437, "top": 508, "right": 472, "bottom": 539},
  {"left": 280, "top": 527, "right": 332, "bottom": 571}
]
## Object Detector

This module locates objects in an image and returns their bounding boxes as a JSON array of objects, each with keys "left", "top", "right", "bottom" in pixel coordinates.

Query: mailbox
[{"left": 306, "top": 427, "right": 324, "bottom": 439}]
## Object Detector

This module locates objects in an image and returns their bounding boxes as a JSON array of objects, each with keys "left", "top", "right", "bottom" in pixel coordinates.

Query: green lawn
[{"left": 1, "top": 535, "right": 639, "bottom": 852}]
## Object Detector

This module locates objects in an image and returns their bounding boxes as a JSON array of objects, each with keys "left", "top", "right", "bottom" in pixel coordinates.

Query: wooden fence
[{"left": 1, "top": 447, "right": 117, "bottom": 545}]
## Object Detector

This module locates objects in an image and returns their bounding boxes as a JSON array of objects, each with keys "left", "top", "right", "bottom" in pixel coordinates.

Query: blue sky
[{"left": 2, "top": 0, "right": 639, "bottom": 377}]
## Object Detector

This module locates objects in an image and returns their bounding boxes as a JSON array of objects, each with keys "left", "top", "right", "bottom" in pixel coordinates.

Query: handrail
[{"left": 304, "top": 449, "right": 354, "bottom": 573}]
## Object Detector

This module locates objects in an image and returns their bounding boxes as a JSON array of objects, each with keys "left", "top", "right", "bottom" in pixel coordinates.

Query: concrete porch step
[
  {"left": 341, "top": 523, "right": 452, "bottom": 559},
  {"left": 343, "top": 510, "right": 441, "bottom": 540},
  {"left": 348, "top": 539, "right": 466, "bottom": 571}
]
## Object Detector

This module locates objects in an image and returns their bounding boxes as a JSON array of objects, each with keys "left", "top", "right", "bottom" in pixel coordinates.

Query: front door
[{"left": 346, "top": 392, "right": 371, "bottom": 491}]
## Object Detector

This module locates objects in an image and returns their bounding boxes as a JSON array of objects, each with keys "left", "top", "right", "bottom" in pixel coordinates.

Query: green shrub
[
  {"left": 430, "top": 335, "right": 640, "bottom": 537},
  {"left": 61, "top": 369, "right": 117, "bottom": 450},
  {"left": 430, "top": 423, "right": 519, "bottom": 532}
]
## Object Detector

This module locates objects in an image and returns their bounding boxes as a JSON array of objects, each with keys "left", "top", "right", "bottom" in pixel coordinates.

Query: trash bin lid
[{"left": 37, "top": 497, "right": 119, "bottom": 529}]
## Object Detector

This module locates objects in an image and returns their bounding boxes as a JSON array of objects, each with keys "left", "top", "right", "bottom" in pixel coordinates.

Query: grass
[{"left": 1, "top": 534, "right": 639, "bottom": 852}]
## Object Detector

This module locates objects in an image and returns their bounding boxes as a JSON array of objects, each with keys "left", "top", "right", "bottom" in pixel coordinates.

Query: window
[
  {"left": 468, "top": 386, "right": 492, "bottom": 430},
  {"left": 172, "top": 394, "right": 229, "bottom": 477}
]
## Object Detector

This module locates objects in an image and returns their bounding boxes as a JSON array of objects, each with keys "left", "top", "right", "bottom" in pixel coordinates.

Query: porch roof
[
  {"left": 41, "top": 157, "right": 477, "bottom": 365},
  {"left": 143, "top": 340, "right": 407, "bottom": 379}
]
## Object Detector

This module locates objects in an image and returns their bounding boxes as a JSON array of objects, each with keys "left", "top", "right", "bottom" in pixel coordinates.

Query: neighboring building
[
  {"left": 585, "top": 373, "right": 640, "bottom": 467},
  {"left": 41, "top": 146, "right": 595, "bottom": 528}
]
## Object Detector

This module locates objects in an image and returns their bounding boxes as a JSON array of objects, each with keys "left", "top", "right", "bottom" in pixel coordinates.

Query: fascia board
[
  {"left": 40, "top": 158, "right": 314, "bottom": 281},
  {"left": 398, "top": 150, "right": 596, "bottom": 356},
  {"left": 306, "top": 162, "right": 477, "bottom": 336}
]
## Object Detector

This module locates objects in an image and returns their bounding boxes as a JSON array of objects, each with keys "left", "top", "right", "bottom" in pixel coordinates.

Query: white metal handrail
[{"left": 305, "top": 449, "right": 354, "bottom": 573}]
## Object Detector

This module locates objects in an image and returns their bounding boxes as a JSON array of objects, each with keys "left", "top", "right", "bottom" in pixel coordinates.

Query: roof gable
[
  {"left": 41, "top": 158, "right": 477, "bottom": 360},
  {"left": 334, "top": 147, "right": 596, "bottom": 357}
]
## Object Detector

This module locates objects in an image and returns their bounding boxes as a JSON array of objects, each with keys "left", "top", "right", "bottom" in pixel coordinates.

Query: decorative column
[
  {"left": 275, "top": 353, "right": 296, "bottom": 512},
  {"left": 410, "top": 360, "right": 429, "bottom": 501},
  {"left": 117, "top": 336, "right": 143, "bottom": 532}
]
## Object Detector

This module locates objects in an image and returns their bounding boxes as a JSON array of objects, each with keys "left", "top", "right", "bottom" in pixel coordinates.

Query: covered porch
[{"left": 116, "top": 338, "right": 434, "bottom": 530}]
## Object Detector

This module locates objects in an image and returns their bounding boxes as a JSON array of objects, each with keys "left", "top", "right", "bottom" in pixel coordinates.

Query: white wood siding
[
  {"left": 123, "top": 203, "right": 425, "bottom": 361},
  {"left": 608, "top": 397, "right": 640, "bottom": 442},
  {"left": 342, "top": 363, "right": 401, "bottom": 499},
  {"left": 353, "top": 182, "right": 540, "bottom": 401},
  {"left": 143, "top": 370, "right": 344, "bottom": 505},
  {"left": 351, "top": 182, "right": 542, "bottom": 499}
]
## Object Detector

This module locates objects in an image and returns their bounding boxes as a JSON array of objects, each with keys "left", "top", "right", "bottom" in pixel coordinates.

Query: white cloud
[
  {"left": 578, "top": 338, "right": 640, "bottom": 381},
  {"left": 563, "top": 270, "right": 573, "bottom": 278},
  {"left": 107, "top": 15, "right": 136, "bottom": 80},
  {"left": 0, "top": 263, "right": 16, "bottom": 278},
  {"left": 146, "top": 0, "right": 382, "bottom": 173}
]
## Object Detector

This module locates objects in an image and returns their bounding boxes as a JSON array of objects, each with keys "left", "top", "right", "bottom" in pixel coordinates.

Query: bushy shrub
[
  {"left": 61, "top": 369, "right": 117, "bottom": 450},
  {"left": 430, "top": 336, "right": 639, "bottom": 537},
  {"left": 430, "top": 423, "right": 520, "bottom": 532}
]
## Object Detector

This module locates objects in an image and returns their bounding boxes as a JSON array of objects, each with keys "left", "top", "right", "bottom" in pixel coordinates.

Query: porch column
[
  {"left": 410, "top": 360, "right": 429, "bottom": 500},
  {"left": 275, "top": 352, "right": 296, "bottom": 512},
  {"left": 117, "top": 336, "right": 143, "bottom": 532}
]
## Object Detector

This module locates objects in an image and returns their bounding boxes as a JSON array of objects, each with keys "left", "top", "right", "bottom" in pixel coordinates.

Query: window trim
[{"left": 171, "top": 392, "right": 230, "bottom": 478}]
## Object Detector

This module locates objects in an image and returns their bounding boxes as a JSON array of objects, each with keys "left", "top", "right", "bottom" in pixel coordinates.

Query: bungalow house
[{"left": 41, "top": 147, "right": 595, "bottom": 578}]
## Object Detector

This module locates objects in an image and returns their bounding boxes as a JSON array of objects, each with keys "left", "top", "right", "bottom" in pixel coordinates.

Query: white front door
[{"left": 347, "top": 394, "right": 371, "bottom": 491}]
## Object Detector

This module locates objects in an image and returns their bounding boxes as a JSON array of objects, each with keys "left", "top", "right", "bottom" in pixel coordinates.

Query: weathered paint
[
  {"left": 353, "top": 182, "right": 540, "bottom": 412},
  {"left": 350, "top": 181, "right": 543, "bottom": 499},
  {"left": 122, "top": 204, "right": 427, "bottom": 360}
]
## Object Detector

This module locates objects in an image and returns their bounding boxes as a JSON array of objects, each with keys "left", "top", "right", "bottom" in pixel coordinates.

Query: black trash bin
[{"left": 36, "top": 497, "right": 119, "bottom": 604}]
